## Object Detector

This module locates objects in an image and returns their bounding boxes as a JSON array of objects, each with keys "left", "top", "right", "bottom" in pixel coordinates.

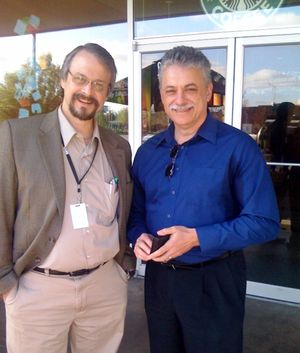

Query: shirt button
[
  {"left": 34, "top": 257, "right": 41, "bottom": 264},
  {"left": 171, "top": 190, "right": 176, "bottom": 195},
  {"left": 167, "top": 214, "right": 171, "bottom": 218}
]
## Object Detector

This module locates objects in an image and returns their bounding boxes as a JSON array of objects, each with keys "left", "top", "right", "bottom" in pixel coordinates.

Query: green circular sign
[{"left": 200, "top": 0, "right": 284, "bottom": 29}]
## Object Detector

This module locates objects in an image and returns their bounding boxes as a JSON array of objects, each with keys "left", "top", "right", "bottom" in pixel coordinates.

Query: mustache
[
  {"left": 74, "top": 93, "right": 98, "bottom": 105},
  {"left": 169, "top": 103, "right": 194, "bottom": 112}
]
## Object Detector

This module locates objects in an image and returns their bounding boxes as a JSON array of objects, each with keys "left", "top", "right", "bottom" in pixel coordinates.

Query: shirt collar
[
  {"left": 156, "top": 112, "right": 218, "bottom": 147},
  {"left": 58, "top": 106, "right": 100, "bottom": 146},
  {"left": 195, "top": 112, "right": 218, "bottom": 144}
]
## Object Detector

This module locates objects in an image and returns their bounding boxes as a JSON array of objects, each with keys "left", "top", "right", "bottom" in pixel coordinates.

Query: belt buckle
[{"left": 44, "top": 268, "right": 50, "bottom": 276}]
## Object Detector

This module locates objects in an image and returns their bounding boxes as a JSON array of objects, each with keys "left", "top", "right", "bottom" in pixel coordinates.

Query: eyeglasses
[
  {"left": 68, "top": 70, "right": 109, "bottom": 93},
  {"left": 165, "top": 144, "right": 180, "bottom": 178}
]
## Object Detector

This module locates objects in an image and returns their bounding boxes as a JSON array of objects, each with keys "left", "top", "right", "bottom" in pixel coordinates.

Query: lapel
[
  {"left": 37, "top": 110, "right": 65, "bottom": 220},
  {"left": 99, "top": 127, "right": 127, "bottom": 214}
]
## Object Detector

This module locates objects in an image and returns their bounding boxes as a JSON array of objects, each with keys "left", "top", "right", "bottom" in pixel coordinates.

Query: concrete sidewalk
[
  {"left": 119, "top": 277, "right": 300, "bottom": 353},
  {"left": 1, "top": 277, "right": 300, "bottom": 353}
]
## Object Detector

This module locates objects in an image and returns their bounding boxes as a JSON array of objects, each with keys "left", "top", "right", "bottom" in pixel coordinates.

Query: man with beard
[
  {"left": 0, "top": 43, "right": 135, "bottom": 353},
  {"left": 128, "top": 46, "right": 279, "bottom": 353}
]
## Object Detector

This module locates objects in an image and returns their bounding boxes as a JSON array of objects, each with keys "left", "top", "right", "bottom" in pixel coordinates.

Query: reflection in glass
[
  {"left": 141, "top": 48, "right": 226, "bottom": 141},
  {"left": 0, "top": 22, "right": 129, "bottom": 138},
  {"left": 241, "top": 44, "right": 300, "bottom": 289},
  {"left": 134, "top": 0, "right": 300, "bottom": 37}
]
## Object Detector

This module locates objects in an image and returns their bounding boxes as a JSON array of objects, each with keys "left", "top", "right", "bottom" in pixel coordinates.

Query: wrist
[
  {"left": 125, "top": 269, "right": 136, "bottom": 280},
  {"left": 192, "top": 228, "right": 200, "bottom": 247}
]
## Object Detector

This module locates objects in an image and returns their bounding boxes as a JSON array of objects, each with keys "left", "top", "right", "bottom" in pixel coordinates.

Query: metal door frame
[
  {"left": 130, "top": 34, "right": 300, "bottom": 304},
  {"left": 233, "top": 33, "right": 300, "bottom": 303}
]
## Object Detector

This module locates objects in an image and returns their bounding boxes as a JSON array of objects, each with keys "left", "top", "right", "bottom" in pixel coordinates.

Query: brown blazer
[{"left": 0, "top": 109, "right": 135, "bottom": 294}]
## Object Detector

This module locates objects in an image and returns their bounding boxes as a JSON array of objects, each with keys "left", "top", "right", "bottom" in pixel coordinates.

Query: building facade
[{"left": 0, "top": 0, "right": 300, "bottom": 303}]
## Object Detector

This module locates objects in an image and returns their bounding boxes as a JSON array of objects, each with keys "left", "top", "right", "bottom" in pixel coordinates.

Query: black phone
[{"left": 150, "top": 235, "right": 170, "bottom": 253}]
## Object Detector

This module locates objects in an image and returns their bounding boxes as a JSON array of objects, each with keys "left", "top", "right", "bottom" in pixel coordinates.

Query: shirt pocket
[{"left": 88, "top": 180, "right": 119, "bottom": 227}]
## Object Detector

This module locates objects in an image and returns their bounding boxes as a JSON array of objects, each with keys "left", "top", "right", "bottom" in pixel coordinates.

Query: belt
[
  {"left": 160, "top": 251, "right": 237, "bottom": 270},
  {"left": 33, "top": 262, "right": 106, "bottom": 277}
]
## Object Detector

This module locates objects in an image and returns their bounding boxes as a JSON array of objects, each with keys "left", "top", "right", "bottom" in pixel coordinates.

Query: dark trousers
[{"left": 145, "top": 251, "right": 246, "bottom": 353}]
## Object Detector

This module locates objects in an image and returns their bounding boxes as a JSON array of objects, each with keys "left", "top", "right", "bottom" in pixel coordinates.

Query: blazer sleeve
[{"left": 0, "top": 120, "right": 19, "bottom": 294}]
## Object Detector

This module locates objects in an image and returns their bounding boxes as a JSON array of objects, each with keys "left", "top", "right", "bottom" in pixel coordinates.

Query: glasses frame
[
  {"left": 165, "top": 144, "right": 180, "bottom": 178},
  {"left": 68, "top": 70, "right": 109, "bottom": 93}
]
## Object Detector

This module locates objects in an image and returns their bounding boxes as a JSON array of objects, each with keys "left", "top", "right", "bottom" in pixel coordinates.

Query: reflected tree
[{"left": 0, "top": 53, "right": 62, "bottom": 122}]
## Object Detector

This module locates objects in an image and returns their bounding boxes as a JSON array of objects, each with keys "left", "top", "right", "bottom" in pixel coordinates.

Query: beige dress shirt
[{"left": 40, "top": 107, "right": 120, "bottom": 271}]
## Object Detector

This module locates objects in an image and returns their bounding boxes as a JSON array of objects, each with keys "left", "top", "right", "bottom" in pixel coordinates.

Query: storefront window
[
  {"left": 141, "top": 47, "right": 226, "bottom": 141},
  {"left": 0, "top": 1, "right": 128, "bottom": 138},
  {"left": 134, "top": 0, "right": 300, "bottom": 38},
  {"left": 241, "top": 43, "right": 300, "bottom": 289}
]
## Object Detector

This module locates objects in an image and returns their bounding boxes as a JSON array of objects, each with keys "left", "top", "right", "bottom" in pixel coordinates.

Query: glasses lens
[
  {"left": 165, "top": 145, "right": 180, "bottom": 178},
  {"left": 72, "top": 74, "right": 88, "bottom": 86},
  {"left": 69, "top": 71, "right": 107, "bottom": 93},
  {"left": 165, "top": 164, "right": 173, "bottom": 177},
  {"left": 92, "top": 82, "right": 105, "bottom": 92}
]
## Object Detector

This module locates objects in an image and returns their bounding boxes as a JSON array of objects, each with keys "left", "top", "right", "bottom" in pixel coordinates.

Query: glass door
[
  {"left": 132, "top": 37, "right": 235, "bottom": 274},
  {"left": 133, "top": 34, "right": 300, "bottom": 303},
  {"left": 131, "top": 37, "right": 235, "bottom": 154},
  {"left": 233, "top": 34, "right": 300, "bottom": 303}
]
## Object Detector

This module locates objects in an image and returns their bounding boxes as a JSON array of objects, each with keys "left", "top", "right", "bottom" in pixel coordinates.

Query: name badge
[{"left": 70, "top": 203, "right": 89, "bottom": 229}]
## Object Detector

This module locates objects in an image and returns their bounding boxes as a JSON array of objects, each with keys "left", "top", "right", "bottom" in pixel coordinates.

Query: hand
[
  {"left": 2, "top": 289, "right": 11, "bottom": 301},
  {"left": 149, "top": 226, "right": 200, "bottom": 263},
  {"left": 134, "top": 233, "right": 154, "bottom": 261}
]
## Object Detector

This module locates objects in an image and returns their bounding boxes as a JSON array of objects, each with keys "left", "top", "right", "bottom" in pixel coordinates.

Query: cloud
[
  {"left": 188, "top": 8, "right": 300, "bottom": 31},
  {"left": 243, "top": 68, "right": 300, "bottom": 106},
  {"left": 222, "top": 10, "right": 300, "bottom": 30},
  {"left": 244, "top": 69, "right": 298, "bottom": 88},
  {"left": 271, "top": 10, "right": 300, "bottom": 26}
]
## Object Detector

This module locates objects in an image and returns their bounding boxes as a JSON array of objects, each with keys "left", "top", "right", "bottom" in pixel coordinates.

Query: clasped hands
[{"left": 134, "top": 226, "right": 199, "bottom": 263}]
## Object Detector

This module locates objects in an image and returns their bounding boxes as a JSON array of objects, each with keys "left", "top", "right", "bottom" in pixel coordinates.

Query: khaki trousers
[{"left": 4, "top": 259, "right": 128, "bottom": 353}]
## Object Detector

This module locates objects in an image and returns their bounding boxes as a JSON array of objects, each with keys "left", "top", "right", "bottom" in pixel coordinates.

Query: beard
[{"left": 69, "top": 93, "right": 100, "bottom": 121}]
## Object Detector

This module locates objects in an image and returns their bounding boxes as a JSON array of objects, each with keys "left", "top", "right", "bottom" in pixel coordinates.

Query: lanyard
[{"left": 60, "top": 134, "right": 99, "bottom": 202}]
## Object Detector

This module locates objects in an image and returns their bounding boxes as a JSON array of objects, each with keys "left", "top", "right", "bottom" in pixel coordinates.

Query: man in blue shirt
[{"left": 127, "top": 46, "right": 279, "bottom": 353}]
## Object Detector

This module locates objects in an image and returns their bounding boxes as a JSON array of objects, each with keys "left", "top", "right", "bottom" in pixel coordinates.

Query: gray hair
[
  {"left": 158, "top": 46, "right": 212, "bottom": 86},
  {"left": 60, "top": 43, "right": 117, "bottom": 94}
]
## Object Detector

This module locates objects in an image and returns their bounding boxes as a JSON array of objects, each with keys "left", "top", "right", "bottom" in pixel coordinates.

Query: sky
[
  {"left": 243, "top": 45, "right": 300, "bottom": 106},
  {"left": 0, "top": 23, "right": 129, "bottom": 82},
  {"left": 135, "top": 6, "right": 300, "bottom": 36}
]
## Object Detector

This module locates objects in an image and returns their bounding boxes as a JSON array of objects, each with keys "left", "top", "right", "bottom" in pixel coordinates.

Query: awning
[{"left": 0, "top": 0, "right": 127, "bottom": 37}]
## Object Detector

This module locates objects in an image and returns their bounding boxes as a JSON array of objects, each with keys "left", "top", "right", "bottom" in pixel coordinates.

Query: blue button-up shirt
[{"left": 128, "top": 113, "right": 280, "bottom": 264}]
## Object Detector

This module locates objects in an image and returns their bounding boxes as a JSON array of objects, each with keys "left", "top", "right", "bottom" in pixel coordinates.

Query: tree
[
  {"left": 0, "top": 72, "right": 19, "bottom": 122},
  {"left": 0, "top": 53, "right": 62, "bottom": 122}
]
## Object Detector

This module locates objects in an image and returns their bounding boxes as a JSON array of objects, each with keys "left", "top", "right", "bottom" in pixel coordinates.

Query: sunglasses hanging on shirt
[{"left": 165, "top": 144, "right": 180, "bottom": 178}]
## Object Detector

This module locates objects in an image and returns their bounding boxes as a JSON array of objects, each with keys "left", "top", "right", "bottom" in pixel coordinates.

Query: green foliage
[
  {"left": 95, "top": 105, "right": 128, "bottom": 135},
  {"left": 0, "top": 53, "right": 62, "bottom": 122},
  {"left": 96, "top": 111, "right": 108, "bottom": 128},
  {"left": 37, "top": 54, "right": 63, "bottom": 113},
  {"left": 0, "top": 73, "right": 19, "bottom": 123},
  {"left": 0, "top": 54, "right": 129, "bottom": 137}
]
